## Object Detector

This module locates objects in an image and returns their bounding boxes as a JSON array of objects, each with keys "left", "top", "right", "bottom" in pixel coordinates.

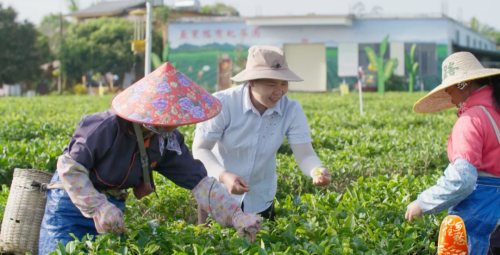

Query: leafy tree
[
  {"left": 469, "top": 17, "right": 500, "bottom": 46},
  {"left": 59, "top": 17, "right": 139, "bottom": 83},
  {"left": 201, "top": 3, "right": 239, "bottom": 16},
  {"left": 66, "top": 0, "right": 79, "bottom": 12},
  {"left": 39, "top": 14, "right": 70, "bottom": 54},
  {"left": 153, "top": 6, "right": 170, "bottom": 47},
  {"left": 0, "top": 4, "right": 50, "bottom": 85}
]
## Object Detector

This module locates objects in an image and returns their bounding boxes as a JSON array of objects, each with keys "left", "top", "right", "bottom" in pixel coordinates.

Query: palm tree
[
  {"left": 66, "top": 0, "right": 79, "bottom": 12},
  {"left": 469, "top": 17, "right": 495, "bottom": 35}
]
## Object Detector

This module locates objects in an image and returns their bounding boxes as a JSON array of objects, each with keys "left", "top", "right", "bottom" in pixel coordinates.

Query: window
[
  {"left": 358, "top": 43, "right": 389, "bottom": 69},
  {"left": 404, "top": 43, "right": 437, "bottom": 76}
]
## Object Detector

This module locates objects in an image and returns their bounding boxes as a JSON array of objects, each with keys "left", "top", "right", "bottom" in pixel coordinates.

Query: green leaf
[
  {"left": 162, "top": 41, "right": 170, "bottom": 62},
  {"left": 405, "top": 54, "right": 412, "bottom": 73},
  {"left": 383, "top": 59, "right": 396, "bottom": 81},
  {"left": 410, "top": 44, "right": 417, "bottom": 62},
  {"left": 118, "top": 246, "right": 128, "bottom": 255},
  {"left": 364, "top": 47, "right": 379, "bottom": 70},
  {"left": 151, "top": 52, "right": 163, "bottom": 70},
  {"left": 380, "top": 35, "right": 389, "bottom": 58},
  {"left": 258, "top": 248, "right": 268, "bottom": 255},
  {"left": 344, "top": 214, "right": 355, "bottom": 231},
  {"left": 412, "top": 62, "right": 419, "bottom": 74}
]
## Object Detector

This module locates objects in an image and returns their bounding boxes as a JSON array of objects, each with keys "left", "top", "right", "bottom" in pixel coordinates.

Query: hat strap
[{"left": 133, "top": 123, "right": 151, "bottom": 186}]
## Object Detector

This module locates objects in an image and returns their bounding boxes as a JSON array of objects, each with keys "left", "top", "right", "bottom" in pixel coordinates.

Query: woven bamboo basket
[{"left": 0, "top": 168, "right": 53, "bottom": 255}]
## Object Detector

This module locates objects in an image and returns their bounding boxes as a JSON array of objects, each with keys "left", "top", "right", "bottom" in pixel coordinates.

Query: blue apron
[
  {"left": 449, "top": 176, "right": 500, "bottom": 255},
  {"left": 38, "top": 172, "right": 126, "bottom": 255}
]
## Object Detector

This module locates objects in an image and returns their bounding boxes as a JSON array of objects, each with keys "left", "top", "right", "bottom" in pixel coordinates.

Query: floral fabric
[
  {"left": 57, "top": 153, "right": 125, "bottom": 234},
  {"left": 143, "top": 125, "right": 182, "bottom": 156},
  {"left": 449, "top": 85, "right": 500, "bottom": 176},
  {"left": 192, "top": 177, "right": 262, "bottom": 237},
  {"left": 111, "top": 62, "right": 222, "bottom": 126}
]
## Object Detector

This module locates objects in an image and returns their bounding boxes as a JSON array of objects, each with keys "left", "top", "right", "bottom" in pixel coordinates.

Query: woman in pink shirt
[{"left": 405, "top": 52, "right": 500, "bottom": 254}]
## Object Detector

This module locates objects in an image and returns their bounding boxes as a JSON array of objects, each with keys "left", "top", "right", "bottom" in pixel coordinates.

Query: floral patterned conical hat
[{"left": 111, "top": 62, "right": 221, "bottom": 126}]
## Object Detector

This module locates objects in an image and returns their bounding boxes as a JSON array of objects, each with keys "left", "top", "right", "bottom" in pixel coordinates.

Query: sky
[{"left": 2, "top": 0, "right": 500, "bottom": 30}]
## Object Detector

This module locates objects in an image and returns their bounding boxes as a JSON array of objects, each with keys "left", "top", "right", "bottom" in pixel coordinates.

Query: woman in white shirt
[{"left": 193, "top": 45, "right": 331, "bottom": 223}]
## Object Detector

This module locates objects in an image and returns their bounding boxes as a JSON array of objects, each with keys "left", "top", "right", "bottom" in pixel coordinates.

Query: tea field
[{"left": 0, "top": 91, "right": 457, "bottom": 254}]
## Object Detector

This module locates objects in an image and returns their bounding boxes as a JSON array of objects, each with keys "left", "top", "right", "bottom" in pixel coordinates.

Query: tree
[
  {"left": 39, "top": 14, "right": 70, "bottom": 54},
  {"left": 59, "top": 17, "right": 139, "bottom": 84},
  {"left": 0, "top": 4, "right": 50, "bottom": 85},
  {"left": 201, "top": 3, "right": 239, "bottom": 16},
  {"left": 470, "top": 17, "right": 495, "bottom": 35},
  {"left": 469, "top": 17, "right": 500, "bottom": 46},
  {"left": 153, "top": 6, "right": 170, "bottom": 47},
  {"left": 66, "top": 0, "right": 80, "bottom": 12}
]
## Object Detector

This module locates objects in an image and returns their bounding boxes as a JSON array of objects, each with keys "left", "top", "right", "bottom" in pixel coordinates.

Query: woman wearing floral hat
[
  {"left": 38, "top": 63, "right": 262, "bottom": 255},
  {"left": 405, "top": 52, "right": 500, "bottom": 254},
  {"left": 193, "top": 45, "right": 331, "bottom": 224}
]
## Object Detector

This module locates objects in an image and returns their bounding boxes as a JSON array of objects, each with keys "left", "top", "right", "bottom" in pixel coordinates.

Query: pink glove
[
  {"left": 232, "top": 210, "right": 261, "bottom": 240},
  {"left": 193, "top": 177, "right": 262, "bottom": 240},
  {"left": 93, "top": 203, "right": 126, "bottom": 234}
]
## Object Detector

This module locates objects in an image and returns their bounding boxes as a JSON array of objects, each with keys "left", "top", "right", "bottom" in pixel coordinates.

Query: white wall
[
  {"left": 169, "top": 18, "right": 451, "bottom": 49},
  {"left": 338, "top": 43, "right": 359, "bottom": 77},
  {"left": 448, "top": 19, "right": 496, "bottom": 50},
  {"left": 390, "top": 43, "right": 405, "bottom": 76},
  {"left": 283, "top": 43, "right": 327, "bottom": 92}
]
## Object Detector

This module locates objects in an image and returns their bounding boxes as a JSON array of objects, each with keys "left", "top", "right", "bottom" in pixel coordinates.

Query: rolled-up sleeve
[{"left": 156, "top": 130, "right": 208, "bottom": 190}]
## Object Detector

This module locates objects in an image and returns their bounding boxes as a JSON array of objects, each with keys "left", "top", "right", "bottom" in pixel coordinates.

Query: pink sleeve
[{"left": 447, "top": 110, "right": 484, "bottom": 167}]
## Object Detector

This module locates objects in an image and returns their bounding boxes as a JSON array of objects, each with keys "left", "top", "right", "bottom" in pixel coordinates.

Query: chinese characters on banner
[{"left": 180, "top": 27, "right": 260, "bottom": 40}]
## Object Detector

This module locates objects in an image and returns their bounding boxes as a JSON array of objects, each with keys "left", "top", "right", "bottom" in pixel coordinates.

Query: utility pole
[
  {"left": 58, "top": 12, "right": 63, "bottom": 95},
  {"left": 145, "top": 0, "right": 152, "bottom": 75}
]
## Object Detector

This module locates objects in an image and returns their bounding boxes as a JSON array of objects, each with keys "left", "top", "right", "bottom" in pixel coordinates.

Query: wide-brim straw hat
[
  {"left": 414, "top": 51, "right": 500, "bottom": 113},
  {"left": 111, "top": 62, "right": 222, "bottom": 126},
  {"left": 231, "top": 45, "right": 303, "bottom": 82}
]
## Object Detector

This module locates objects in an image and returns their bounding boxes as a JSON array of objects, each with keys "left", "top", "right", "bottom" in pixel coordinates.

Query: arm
[
  {"left": 290, "top": 143, "right": 324, "bottom": 178},
  {"left": 287, "top": 103, "right": 331, "bottom": 186},
  {"left": 192, "top": 96, "right": 249, "bottom": 194},
  {"left": 406, "top": 113, "right": 483, "bottom": 221},
  {"left": 192, "top": 128, "right": 250, "bottom": 194},
  {"left": 192, "top": 133, "right": 226, "bottom": 181},
  {"left": 417, "top": 158, "right": 477, "bottom": 214},
  {"left": 57, "top": 154, "right": 126, "bottom": 234},
  {"left": 290, "top": 143, "right": 331, "bottom": 186},
  {"left": 59, "top": 113, "right": 125, "bottom": 233},
  {"left": 155, "top": 130, "right": 208, "bottom": 190},
  {"left": 418, "top": 111, "right": 483, "bottom": 214}
]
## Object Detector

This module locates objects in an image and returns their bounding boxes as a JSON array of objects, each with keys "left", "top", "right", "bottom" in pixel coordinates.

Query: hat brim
[
  {"left": 109, "top": 62, "right": 222, "bottom": 126},
  {"left": 110, "top": 94, "right": 222, "bottom": 127},
  {"left": 231, "top": 69, "right": 303, "bottom": 82},
  {"left": 413, "top": 68, "right": 500, "bottom": 113}
]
